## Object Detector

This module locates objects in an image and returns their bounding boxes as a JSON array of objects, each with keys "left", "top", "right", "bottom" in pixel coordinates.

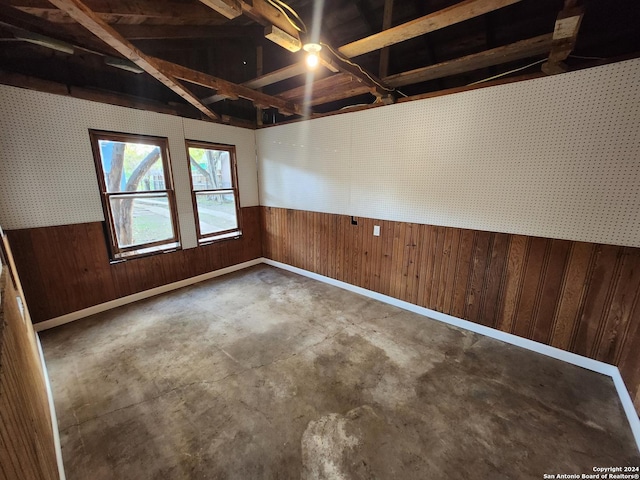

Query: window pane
[
  {"left": 196, "top": 192, "right": 238, "bottom": 235},
  {"left": 109, "top": 194, "right": 175, "bottom": 248},
  {"left": 98, "top": 140, "right": 166, "bottom": 192},
  {"left": 188, "top": 148, "right": 232, "bottom": 191}
]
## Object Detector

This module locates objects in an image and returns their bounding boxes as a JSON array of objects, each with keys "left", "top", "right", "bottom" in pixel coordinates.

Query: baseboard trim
[
  {"left": 34, "top": 258, "right": 263, "bottom": 332},
  {"left": 36, "top": 334, "right": 66, "bottom": 480},
  {"left": 33, "top": 256, "right": 640, "bottom": 451},
  {"left": 263, "top": 258, "right": 640, "bottom": 451}
]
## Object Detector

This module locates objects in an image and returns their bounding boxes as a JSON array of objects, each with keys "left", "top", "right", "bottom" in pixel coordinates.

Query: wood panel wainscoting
[
  {"left": 261, "top": 206, "right": 640, "bottom": 413},
  {"left": 1, "top": 233, "right": 60, "bottom": 480},
  {"left": 6, "top": 206, "right": 262, "bottom": 324}
]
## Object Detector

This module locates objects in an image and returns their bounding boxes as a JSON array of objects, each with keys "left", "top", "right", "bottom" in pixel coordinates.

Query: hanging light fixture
[{"left": 303, "top": 43, "right": 322, "bottom": 69}]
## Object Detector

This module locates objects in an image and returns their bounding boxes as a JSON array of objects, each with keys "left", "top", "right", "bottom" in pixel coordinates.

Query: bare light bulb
[{"left": 303, "top": 43, "right": 322, "bottom": 70}]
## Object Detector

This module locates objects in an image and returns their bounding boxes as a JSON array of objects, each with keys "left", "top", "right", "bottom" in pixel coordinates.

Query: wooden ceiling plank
[
  {"left": 277, "top": 73, "right": 356, "bottom": 101},
  {"left": 338, "top": 0, "right": 522, "bottom": 59},
  {"left": 152, "top": 58, "right": 303, "bottom": 116},
  {"left": 384, "top": 33, "right": 553, "bottom": 87},
  {"left": 45, "top": 0, "right": 221, "bottom": 121}
]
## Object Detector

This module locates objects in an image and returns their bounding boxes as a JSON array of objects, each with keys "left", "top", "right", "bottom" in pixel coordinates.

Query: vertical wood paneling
[
  {"left": 451, "top": 230, "right": 476, "bottom": 319},
  {"left": 512, "top": 237, "right": 549, "bottom": 338},
  {"left": 532, "top": 239, "right": 572, "bottom": 344},
  {"left": 481, "top": 232, "right": 510, "bottom": 329},
  {"left": 8, "top": 206, "right": 262, "bottom": 324},
  {"left": 572, "top": 245, "right": 622, "bottom": 358},
  {"left": 465, "top": 231, "right": 492, "bottom": 325},
  {"left": 551, "top": 242, "right": 595, "bottom": 350},
  {"left": 595, "top": 248, "right": 640, "bottom": 364},
  {"left": 1, "top": 235, "right": 59, "bottom": 480},
  {"left": 261, "top": 207, "right": 640, "bottom": 412}
]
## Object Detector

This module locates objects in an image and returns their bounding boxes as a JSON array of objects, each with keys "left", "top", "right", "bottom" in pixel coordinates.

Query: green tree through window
[{"left": 90, "top": 131, "right": 180, "bottom": 259}]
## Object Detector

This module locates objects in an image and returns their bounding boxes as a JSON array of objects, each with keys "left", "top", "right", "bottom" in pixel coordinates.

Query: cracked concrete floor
[{"left": 40, "top": 265, "right": 639, "bottom": 479}]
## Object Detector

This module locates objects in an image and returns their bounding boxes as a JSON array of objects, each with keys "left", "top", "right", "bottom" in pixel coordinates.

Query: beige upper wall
[
  {"left": 0, "top": 85, "right": 259, "bottom": 248},
  {"left": 257, "top": 58, "right": 640, "bottom": 248}
]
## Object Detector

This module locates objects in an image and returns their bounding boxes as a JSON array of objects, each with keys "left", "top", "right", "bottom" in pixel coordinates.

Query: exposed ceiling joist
[
  {"left": 45, "top": 0, "right": 221, "bottom": 121},
  {"left": 11, "top": 0, "right": 226, "bottom": 25},
  {"left": 317, "top": 49, "right": 392, "bottom": 99},
  {"left": 153, "top": 58, "right": 303, "bottom": 116},
  {"left": 384, "top": 34, "right": 553, "bottom": 87},
  {"left": 244, "top": 62, "right": 309, "bottom": 89},
  {"left": 542, "top": 4, "right": 584, "bottom": 75},
  {"left": 338, "top": 0, "right": 522, "bottom": 58},
  {"left": 197, "top": 0, "right": 301, "bottom": 51},
  {"left": 0, "top": 2, "right": 118, "bottom": 56},
  {"left": 231, "top": 0, "right": 524, "bottom": 92},
  {"left": 277, "top": 73, "right": 371, "bottom": 107}
]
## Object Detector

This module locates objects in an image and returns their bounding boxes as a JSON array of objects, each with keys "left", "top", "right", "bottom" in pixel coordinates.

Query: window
[
  {"left": 89, "top": 131, "right": 180, "bottom": 260},
  {"left": 186, "top": 141, "right": 241, "bottom": 243}
]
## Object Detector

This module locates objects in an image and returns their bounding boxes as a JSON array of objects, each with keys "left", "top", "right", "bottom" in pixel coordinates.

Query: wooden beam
[
  {"left": 231, "top": 0, "right": 523, "bottom": 91},
  {"left": 153, "top": 58, "right": 303, "bottom": 116},
  {"left": 45, "top": 0, "right": 221, "bottom": 121},
  {"left": 198, "top": 0, "right": 242, "bottom": 19},
  {"left": 317, "top": 48, "right": 391, "bottom": 98},
  {"left": 384, "top": 34, "right": 553, "bottom": 87},
  {"left": 278, "top": 73, "right": 371, "bottom": 105},
  {"left": 11, "top": 0, "right": 226, "bottom": 25},
  {"left": 197, "top": 0, "right": 301, "bottom": 51},
  {"left": 378, "top": 0, "right": 394, "bottom": 77},
  {"left": 244, "top": 62, "right": 308, "bottom": 89},
  {"left": 113, "top": 24, "right": 263, "bottom": 41},
  {"left": 339, "top": 0, "right": 522, "bottom": 59},
  {"left": 0, "top": 2, "right": 119, "bottom": 56},
  {"left": 542, "top": 5, "right": 584, "bottom": 75}
]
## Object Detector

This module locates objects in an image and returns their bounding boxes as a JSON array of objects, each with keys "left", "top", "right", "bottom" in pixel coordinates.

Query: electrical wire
[
  {"left": 466, "top": 58, "right": 546, "bottom": 86},
  {"left": 266, "top": 0, "right": 307, "bottom": 33},
  {"left": 569, "top": 54, "right": 606, "bottom": 60},
  {"left": 263, "top": 0, "right": 396, "bottom": 96},
  {"left": 320, "top": 42, "right": 396, "bottom": 93}
]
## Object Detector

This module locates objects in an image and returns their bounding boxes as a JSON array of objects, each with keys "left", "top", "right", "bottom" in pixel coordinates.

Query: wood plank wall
[
  {"left": 0, "top": 237, "right": 59, "bottom": 480},
  {"left": 7, "top": 206, "right": 262, "bottom": 324},
  {"left": 261, "top": 207, "right": 640, "bottom": 412}
]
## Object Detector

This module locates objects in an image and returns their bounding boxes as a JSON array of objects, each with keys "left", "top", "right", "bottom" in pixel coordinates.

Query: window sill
[
  {"left": 198, "top": 231, "right": 242, "bottom": 246},
  {"left": 109, "top": 244, "right": 181, "bottom": 264}
]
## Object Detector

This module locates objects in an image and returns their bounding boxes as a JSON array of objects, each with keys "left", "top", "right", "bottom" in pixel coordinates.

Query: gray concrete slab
[{"left": 40, "top": 265, "right": 640, "bottom": 479}]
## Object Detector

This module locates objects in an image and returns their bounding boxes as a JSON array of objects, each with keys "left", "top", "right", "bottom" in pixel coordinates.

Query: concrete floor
[{"left": 41, "top": 265, "right": 639, "bottom": 480}]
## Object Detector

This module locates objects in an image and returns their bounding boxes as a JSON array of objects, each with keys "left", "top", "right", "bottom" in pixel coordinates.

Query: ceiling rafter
[
  {"left": 542, "top": 2, "right": 584, "bottom": 75},
  {"left": 46, "top": 0, "right": 223, "bottom": 121},
  {"left": 197, "top": 0, "right": 301, "bottom": 51},
  {"left": 229, "top": 0, "right": 524, "bottom": 94},
  {"left": 10, "top": 0, "right": 226, "bottom": 24},
  {"left": 384, "top": 34, "right": 554, "bottom": 87},
  {"left": 197, "top": 0, "right": 392, "bottom": 99},
  {"left": 152, "top": 58, "right": 302, "bottom": 115}
]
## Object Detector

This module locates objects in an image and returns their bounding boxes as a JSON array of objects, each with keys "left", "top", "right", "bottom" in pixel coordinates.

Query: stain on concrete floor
[{"left": 40, "top": 265, "right": 640, "bottom": 479}]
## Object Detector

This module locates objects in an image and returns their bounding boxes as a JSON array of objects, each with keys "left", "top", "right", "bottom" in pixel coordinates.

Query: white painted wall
[
  {"left": 257, "top": 58, "right": 640, "bottom": 248},
  {"left": 0, "top": 85, "right": 259, "bottom": 249}
]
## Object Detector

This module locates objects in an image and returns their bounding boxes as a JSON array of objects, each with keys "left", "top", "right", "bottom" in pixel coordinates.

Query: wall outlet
[{"left": 373, "top": 225, "right": 380, "bottom": 236}]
